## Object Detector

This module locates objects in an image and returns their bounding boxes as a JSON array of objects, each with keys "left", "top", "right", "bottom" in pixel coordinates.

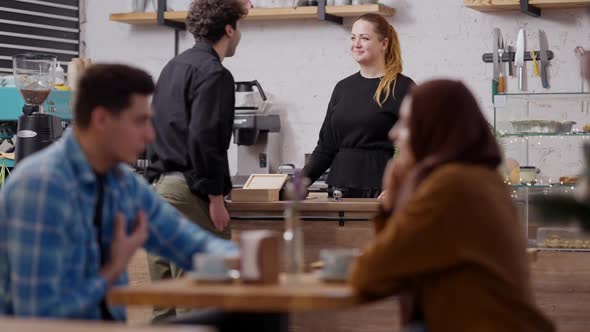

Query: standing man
[
  {"left": 0, "top": 63, "right": 237, "bottom": 320},
  {"left": 145, "top": 0, "right": 247, "bottom": 322}
]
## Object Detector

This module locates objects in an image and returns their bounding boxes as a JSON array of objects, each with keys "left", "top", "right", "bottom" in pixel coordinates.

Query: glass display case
[{"left": 493, "top": 92, "right": 590, "bottom": 247}]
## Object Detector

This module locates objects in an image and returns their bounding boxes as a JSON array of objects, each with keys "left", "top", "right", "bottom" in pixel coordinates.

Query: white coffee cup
[
  {"left": 193, "top": 254, "right": 229, "bottom": 277},
  {"left": 320, "top": 248, "right": 360, "bottom": 279},
  {"left": 520, "top": 166, "right": 540, "bottom": 184}
]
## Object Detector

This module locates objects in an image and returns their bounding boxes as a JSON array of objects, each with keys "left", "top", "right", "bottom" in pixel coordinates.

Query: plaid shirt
[{"left": 0, "top": 129, "right": 237, "bottom": 320}]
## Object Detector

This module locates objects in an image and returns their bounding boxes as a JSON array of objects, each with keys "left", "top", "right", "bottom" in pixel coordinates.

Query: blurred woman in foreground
[{"left": 349, "top": 79, "right": 554, "bottom": 332}]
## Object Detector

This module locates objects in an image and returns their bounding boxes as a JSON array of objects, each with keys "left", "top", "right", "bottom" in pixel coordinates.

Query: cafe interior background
[
  {"left": 2, "top": 0, "right": 590, "bottom": 330},
  {"left": 80, "top": 0, "right": 590, "bottom": 179}
]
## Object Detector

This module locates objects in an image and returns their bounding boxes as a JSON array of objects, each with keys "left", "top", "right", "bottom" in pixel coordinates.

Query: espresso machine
[
  {"left": 232, "top": 80, "right": 281, "bottom": 187},
  {"left": 13, "top": 54, "right": 64, "bottom": 163}
]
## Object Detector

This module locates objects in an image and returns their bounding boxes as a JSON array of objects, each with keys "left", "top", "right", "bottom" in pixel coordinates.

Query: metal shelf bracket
[
  {"left": 520, "top": 0, "right": 541, "bottom": 17},
  {"left": 318, "top": 0, "right": 343, "bottom": 25},
  {"left": 157, "top": 0, "right": 186, "bottom": 30},
  {"left": 338, "top": 211, "right": 345, "bottom": 226},
  {"left": 156, "top": 0, "right": 184, "bottom": 56}
]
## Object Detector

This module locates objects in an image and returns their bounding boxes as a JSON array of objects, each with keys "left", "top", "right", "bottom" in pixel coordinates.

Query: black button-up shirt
[{"left": 146, "top": 42, "right": 235, "bottom": 199}]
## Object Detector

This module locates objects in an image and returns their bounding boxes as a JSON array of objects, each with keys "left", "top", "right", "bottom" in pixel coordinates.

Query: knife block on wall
[{"left": 482, "top": 50, "right": 554, "bottom": 63}]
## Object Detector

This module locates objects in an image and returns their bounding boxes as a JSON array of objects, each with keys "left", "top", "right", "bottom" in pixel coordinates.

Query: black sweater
[{"left": 303, "top": 72, "right": 415, "bottom": 190}]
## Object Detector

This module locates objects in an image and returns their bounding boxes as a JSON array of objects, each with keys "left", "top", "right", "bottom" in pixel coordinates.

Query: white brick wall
[{"left": 82, "top": 0, "right": 590, "bottom": 179}]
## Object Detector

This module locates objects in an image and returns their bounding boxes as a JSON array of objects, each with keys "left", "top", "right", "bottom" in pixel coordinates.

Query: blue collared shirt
[{"left": 0, "top": 129, "right": 238, "bottom": 320}]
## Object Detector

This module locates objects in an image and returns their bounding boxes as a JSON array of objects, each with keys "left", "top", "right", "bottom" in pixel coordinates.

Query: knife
[
  {"left": 507, "top": 44, "right": 514, "bottom": 76},
  {"left": 498, "top": 37, "right": 506, "bottom": 93},
  {"left": 539, "top": 29, "right": 550, "bottom": 89},
  {"left": 515, "top": 28, "right": 525, "bottom": 91},
  {"left": 492, "top": 28, "right": 501, "bottom": 96}
]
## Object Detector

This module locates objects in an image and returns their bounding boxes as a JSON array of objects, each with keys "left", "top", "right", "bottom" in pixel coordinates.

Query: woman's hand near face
[
  {"left": 379, "top": 158, "right": 413, "bottom": 210},
  {"left": 380, "top": 159, "right": 406, "bottom": 210},
  {"left": 383, "top": 97, "right": 415, "bottom": 210}
]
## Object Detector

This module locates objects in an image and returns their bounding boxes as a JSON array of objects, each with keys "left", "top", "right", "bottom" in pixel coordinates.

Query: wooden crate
[
  {"left": 231, "top": 188, "right": 281, "bottom": 202},
  {"left": 231, "top": 174, "right": 288, "bottom": 202}
]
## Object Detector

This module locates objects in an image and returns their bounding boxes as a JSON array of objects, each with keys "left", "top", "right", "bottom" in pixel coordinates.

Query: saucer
[{"left": 187, "top": 271, "right": 233, "bottom": 283}]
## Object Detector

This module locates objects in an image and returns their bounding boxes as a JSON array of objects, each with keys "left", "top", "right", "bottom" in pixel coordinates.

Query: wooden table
[
  {"left": 108, "top": 274, "right": 366, "bottom": 313},
  {"left": 109, "top": 273, "right": 376, "bottom": 332},
  {"left": 0, "top": 317, "right": 214, "bottom": 332}
]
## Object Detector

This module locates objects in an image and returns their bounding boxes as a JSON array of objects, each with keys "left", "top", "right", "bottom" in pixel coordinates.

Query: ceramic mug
[
  {"left": 193, "top": 254, "right": 229, "bottom": 277},
  {"left": 320, "top": 248, "right": 360, "bottom": 279},
  {"left": 520, "top": 166, "right": 541, "bottom": 184}
]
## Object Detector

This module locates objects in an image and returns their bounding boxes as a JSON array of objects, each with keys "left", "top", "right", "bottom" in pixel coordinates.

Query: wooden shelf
[
  {"left": 109, "top": 4, "right": 395, "bottom": 25},
  {"left": 464, "top": 0, "right": 590, "bottom": 12}
]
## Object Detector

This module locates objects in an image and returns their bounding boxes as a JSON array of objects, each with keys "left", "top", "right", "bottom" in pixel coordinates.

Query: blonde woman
[{"left": 303, "top": 14, "right": 415, "bottom": 198}]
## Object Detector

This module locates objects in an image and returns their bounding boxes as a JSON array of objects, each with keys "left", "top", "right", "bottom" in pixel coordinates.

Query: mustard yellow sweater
[{"left": 349, "top": 164, "right": 555, "bottom": 332}]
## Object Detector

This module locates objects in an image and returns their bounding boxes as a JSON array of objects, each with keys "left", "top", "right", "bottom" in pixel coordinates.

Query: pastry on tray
[
  {"left": 559, "top": 176, "right": 578, "bottom": 185},
  {"left": 511, "top": 120, "right": 575, "bottom": 134},
  {"left": 542, "top": 235, "right": 590, "bottom": 249}
]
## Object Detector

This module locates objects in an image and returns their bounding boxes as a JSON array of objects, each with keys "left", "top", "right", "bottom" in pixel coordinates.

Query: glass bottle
[
  {"left": 282, "top": 171, "right": 308, "bottom": 281},
  {"left": 283, "top": 204, "right": 304, "bottom": 280}
]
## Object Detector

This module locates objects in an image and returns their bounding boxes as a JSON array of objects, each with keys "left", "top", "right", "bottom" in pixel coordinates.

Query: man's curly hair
[{"left": 187, "top": 0, "right": 247, "bottom": 44}]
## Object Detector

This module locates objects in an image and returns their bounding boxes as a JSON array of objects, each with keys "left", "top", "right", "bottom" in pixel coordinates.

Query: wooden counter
[
  {"left": 529, "top": 250, "right": 590, "bottom": 332},
  {"left": 228, "top": 198, "right": 380, "bottom": 268},
  {"left": 225, "top": 200, "right": 590, "bottom": 332},
  {"left": 227, "top": 198, "right": 394, "bottom": 332},
  {"left": 227, "top": 197, "right": 380, "bottom": 218}
]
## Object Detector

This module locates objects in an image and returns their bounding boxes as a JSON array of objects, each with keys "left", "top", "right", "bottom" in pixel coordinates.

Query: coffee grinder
[{"left": 13, "top": 53, "right": 64, "bottom": 163}]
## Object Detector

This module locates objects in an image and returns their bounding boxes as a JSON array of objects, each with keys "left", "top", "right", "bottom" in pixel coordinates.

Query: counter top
[{"left": 227, "top": 197, "right": 380, "bottom": 214}]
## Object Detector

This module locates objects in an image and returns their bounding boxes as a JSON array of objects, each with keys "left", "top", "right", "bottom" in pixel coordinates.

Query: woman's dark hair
[
  {"left": 187, "top": 0, "right": 248, "bottom": 44},
  {"left": 403, "top": 79, "right": 502, "bottom": 193},
  {"left": 73, "top": 64, "right": 155, "bottom": 129}
]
